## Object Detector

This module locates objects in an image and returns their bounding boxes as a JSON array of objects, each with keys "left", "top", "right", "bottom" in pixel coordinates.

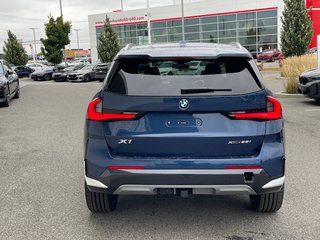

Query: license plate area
[{"left": 166, "top": 118, "right": 202, "bottom": 127}]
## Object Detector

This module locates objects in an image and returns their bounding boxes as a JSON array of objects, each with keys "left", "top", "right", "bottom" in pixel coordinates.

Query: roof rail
[
  {"left": 179, "top": 40, "right": 188, "bottom": 47},
  {"left": 229, "top": 42, "right": 243, "bottom": 49},
  {"left": 124, "top": 43, "right": 135, "bottom": 51}
]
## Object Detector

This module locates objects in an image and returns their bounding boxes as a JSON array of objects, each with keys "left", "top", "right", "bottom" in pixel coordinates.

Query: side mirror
[{"left": 7, "top": 69, "right": 13, "bottom": 75}]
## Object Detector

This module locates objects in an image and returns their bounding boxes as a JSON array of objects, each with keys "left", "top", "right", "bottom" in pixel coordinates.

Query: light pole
[
  {"left": 29, "top": 28, "right": 38, "bottom": 63},
  {"left": 59, "top": 0, "right": 63, "bottom": 17},
  {"left": 120, "top": 0, "right": 123, "bottom": 11},
  {"left": 74, "top": 29, "right": 80, "bottom": 58},
  {"left": 318, "top": 35, "right": 320, "bottom": 67},
  {"left": 146, "top": 0, "right": 151, "bottom": 44},
  {"left": 59, "top": 0, "right": 67, "bottom": 63},
  {"left": 181, "top": 0, "right": 185, "bottom": 41}
]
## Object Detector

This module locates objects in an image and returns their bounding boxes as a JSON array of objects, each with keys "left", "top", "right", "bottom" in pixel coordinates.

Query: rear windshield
[{"left": 106, "top": 58, "right": 261, "bottom": 96}]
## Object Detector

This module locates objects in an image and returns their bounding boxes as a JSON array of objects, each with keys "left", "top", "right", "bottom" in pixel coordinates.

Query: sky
[{"left": 0, "top": 0, "right": 193, "bottom": 55}]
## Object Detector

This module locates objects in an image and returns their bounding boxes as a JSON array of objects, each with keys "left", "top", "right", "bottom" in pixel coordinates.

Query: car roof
[{"left": 116, "top": 42, "right": 252, "bottom": 60}]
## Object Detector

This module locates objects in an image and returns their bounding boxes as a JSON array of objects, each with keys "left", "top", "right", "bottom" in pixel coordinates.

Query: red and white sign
[{"left": 95, "top": 15, "right": 146, "bottom": 28}]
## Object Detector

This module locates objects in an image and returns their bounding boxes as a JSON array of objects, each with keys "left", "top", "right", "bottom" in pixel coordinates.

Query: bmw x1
[{"left": 84, "top": 43, "right": 285, "bottom": 213}]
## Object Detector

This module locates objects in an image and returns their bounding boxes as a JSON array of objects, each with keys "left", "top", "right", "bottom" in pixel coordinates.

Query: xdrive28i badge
[{"left": 179, "top": 99, "right": 189, "bottom": 110}]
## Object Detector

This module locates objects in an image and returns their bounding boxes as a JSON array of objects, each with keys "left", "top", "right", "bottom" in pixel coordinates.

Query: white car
[{"left": 26, "top": 63, "right": 45, "bottom": 72}]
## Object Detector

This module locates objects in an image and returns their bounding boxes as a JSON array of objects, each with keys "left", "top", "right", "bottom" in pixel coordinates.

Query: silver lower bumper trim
[
  {"left": 85, "top": 176, "right": 108, "bottom": 189},
  {"left": 114, "top": 184, "right": 256, "bottom": 195},
  {"left": 262, "top": 176, "right": 285, "bottom": 189},
  {"left": 117, "top": 169, "right": 262, "bottom": 175}
]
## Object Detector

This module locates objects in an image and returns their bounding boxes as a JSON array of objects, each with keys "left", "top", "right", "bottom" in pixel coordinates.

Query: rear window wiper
[{"left": 181, "top": 88, "right": 232, "bottom": 95}]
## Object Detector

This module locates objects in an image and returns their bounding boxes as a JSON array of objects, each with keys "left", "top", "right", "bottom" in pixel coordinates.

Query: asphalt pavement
[{"left": 0, "top": 73, "right": 320, "bottom": 240}]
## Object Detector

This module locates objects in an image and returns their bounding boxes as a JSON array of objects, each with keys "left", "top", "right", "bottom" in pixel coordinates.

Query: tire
[
  {"left": 14, "top": 84, "right": 20, "bottom": 99},
  {"left": 271, "top": 57, "right": 275, "bottom": 62},
  {"left": 250, "top": 186, "right": 284, "bottom": 213},
  {"left": 84, "top": 74, "right": 91, "bottom": 82},
  {"left": 99, "top": 78, "right": 103, "bottom": 82},
  {"left": 85, "top": 182, "right": 118, "bottom": 213},
  {"left": 44, "top": 74, "right": 51, "bottom": 81},
  {"left": 2, "top": 86, "right": 10, "bottom": 107}
]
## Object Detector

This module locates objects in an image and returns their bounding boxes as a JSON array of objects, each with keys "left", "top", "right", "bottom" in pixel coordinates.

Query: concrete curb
[{"left": 274, "top": 92, "right": 305, "bottom": 98}]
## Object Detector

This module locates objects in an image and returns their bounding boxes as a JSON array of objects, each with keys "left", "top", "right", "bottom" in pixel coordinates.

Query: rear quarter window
[{"left": 106, "top": 58, "right": 262, "bottom": 96}]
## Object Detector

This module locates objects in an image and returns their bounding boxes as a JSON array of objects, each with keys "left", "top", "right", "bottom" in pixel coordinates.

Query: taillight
[
  {"left": 230, "top": 97, "right": 282, "bottom": 120},
  {"left": 87, "top": 98, "right": 138, "bottom": 121},
  {"left": 108, "top": 166, "right": 145, "bottom": 171}
]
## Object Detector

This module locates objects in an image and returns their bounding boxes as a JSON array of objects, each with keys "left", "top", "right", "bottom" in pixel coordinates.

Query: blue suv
[{"left": 84, "top": 43, "right": 285, "bottom": 213}]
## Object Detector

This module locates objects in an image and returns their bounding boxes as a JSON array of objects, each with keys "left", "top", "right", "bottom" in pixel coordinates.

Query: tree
[
  {"left": 41, "top": 15, "right": 71, "bottom": 64},
  {"left": 3, "top": 30, "right": 28, "bottom": 65},
  {"left": 281, "top": 0, "right": 313, "bottom": 57},
  {"left": 97, "top": 16, "right": 120, "bottom": 63}
]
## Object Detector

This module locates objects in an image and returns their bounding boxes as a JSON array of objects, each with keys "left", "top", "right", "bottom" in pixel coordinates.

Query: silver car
[{"left": 67, "top": 64, "right": 95, "bottom": 82}]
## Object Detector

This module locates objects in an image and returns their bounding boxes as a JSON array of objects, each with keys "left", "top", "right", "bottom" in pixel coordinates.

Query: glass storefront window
[
  {"left": 185, "top": 18, "right": 199, "bottom": 26},
  {"left": 238, "top": 19, "right": 256, "bottom": 29},
  {"left": 185, "top": 33, "right": 200, "bottom": 41},
  {"left": 219, "top": 29, "right": 237, "bottom": 38},
  {"left": 200, "top": 16, "right": 217, "bottom": 24},
  {"left": 168, "top": 34, "right": 182, "bottom": 42},
  {"left": 167, "top": 27, "right": 182, "bottom": 34},
  {"left": 258, "top": 18, "right": 277, "bottom": 27},
  {"left": 219, "top": 21, "right": 236, "bottom": 30},
  {"left": 125, "top": 31, "right": 137, "bottom": 38},
  {"left": 201, "top": 24, "right": 218, "bottom": 32},
  {"left": 218, "top": 14, "right": 236, "bottom": 22},
  {"left": 238, "top": 12, "right": 255, "bottom": 21},
  {"left": 258, "top": 34, "right": 277, "bottom": 44},
  {"left": 167, "top": 20, "right": 182, "bottom": 27},
  {"left": 258, "top": 26, "right": 277, "bottom": 35},
  {"left": 201, "top": 32, "right": 218, "bottom": 41},
  {"left": 258, "top": 10, "right": 277, "bottom": 19},
  {"left": 185, "top": 25, "right": 200, "bottom": 33},
  {"left": 97, "top": 10, "right": 278, "bottom": 52},
  {"left": 152, "top": 21, "right": 166, "bottom": 29},
  {"left": 152, "top": 28, "right": 167, "bottom": 36},
  {"left": 238, "top": 36, "right": 257, "bottom": 45},
  {"left": 152, "top": 35, "right": 168, "bottom": 43},
  {"left": 219, "top": 37, "right": 237, "bottom": 43}
]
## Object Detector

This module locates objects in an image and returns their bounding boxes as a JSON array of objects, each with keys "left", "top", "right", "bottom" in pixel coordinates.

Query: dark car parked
[
  {"left": 299, "top": 68, "right": 320, "bottom": 102},
  {"left": 257, "top": 49, "right": 282, "bottom": 62},
  {"left": 14, "top": 66, "right": 35, "bottom": 78},
  {"left": 30, "top": 66, "right": 56, "bottom": 81},
  {"left": 53, "top": 64, "right": 85, "bottom": 82},
  {"left": 0, "top": 60, "right": 20, "bottom": 107},
  {"left": 84, "top": 43, "right": 285, "bottom": 214},
  {"left": 94, "top": 63, "right": 110, "bottom": 82},
  {"left": 67, "top": 64, "right": 96, "bottom": 82}
]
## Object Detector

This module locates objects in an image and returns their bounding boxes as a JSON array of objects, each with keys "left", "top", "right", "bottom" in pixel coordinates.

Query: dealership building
[{"left": 88, "top": 0, "right": 320, "bottom": 62}]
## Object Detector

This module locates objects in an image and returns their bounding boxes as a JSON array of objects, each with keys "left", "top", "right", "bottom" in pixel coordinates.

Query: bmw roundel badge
[{"left": 179, "top": 99, "right": 189, "bottom": 110}]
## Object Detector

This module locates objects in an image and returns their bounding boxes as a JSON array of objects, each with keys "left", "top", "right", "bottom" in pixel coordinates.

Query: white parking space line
[{"left": 305, "top": 109, "right": 320, "bottom": 112}]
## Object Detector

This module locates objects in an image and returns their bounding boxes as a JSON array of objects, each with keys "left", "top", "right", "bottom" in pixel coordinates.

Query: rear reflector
[
  {"left": 108, "top": 166, "right": 145, "bottom": 171},
  {"left": 230, "top": 97, "right": 282, "bottom": 120},
  {"left": 87, "top": 98, "right": 138, "bottom": 121},
  {"left": 224, "top": 166, "right": 262, "bottom": 170}
]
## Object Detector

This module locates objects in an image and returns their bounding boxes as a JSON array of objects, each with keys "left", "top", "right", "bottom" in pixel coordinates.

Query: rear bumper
[
  {"left": 85, "top": 118, "right": 285, "bottom": 196},
  {"left": 85, "top": 169, "right": 285, "bottom": 195}
]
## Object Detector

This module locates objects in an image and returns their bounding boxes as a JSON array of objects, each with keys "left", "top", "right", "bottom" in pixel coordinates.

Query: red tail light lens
[
  {"left": 87, "top": 98, "right": 138, "bottom": 121},
  {"left": 108, "top": 166, "right": 145, "bottom": 171},
  {"left": 230, "top": 97, "right": 282, "bottom": 120}
]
